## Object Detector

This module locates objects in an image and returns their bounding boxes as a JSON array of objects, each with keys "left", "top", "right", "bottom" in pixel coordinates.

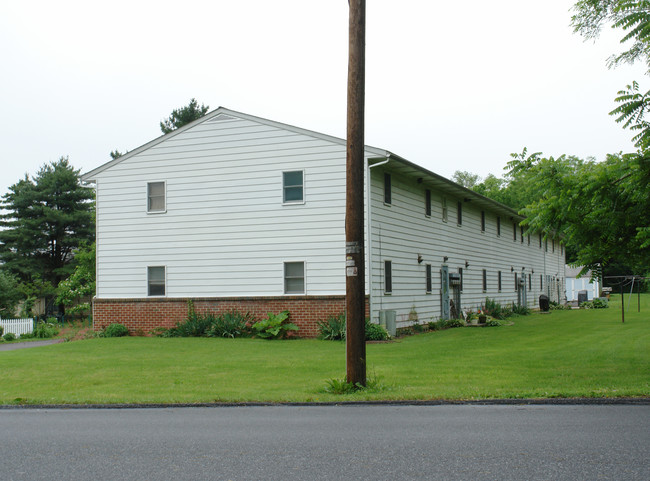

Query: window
[
  {"left": 496, "top": 216, "right": 501, "bottom": 236},
  {"left": 545, "top": 239, "right": 548, "bottom": 252},
  {"left": 539, "top": 233, "right": 542, "bottom": 248},
  {"left": 528, "top": 274, "right": 532, "bottom": 291},
  {"left": 384, "top": 173, "right": 392, "bottom": 205},
  {"left": 441, "top": 197, "right": 448, "bottom": 222},
  {"left": 513, "top": 223, "right": 517, "bottom": 241},
  {"left": 425, "top": 189, "right": 431, "bottom": 217},
  {"left": 425, "top": 264, "right": 432, "bottom": 293},
  {"left": 520, "top": 226, "right": 524, "bottom": 243},
  {"left": 527, "top": 234, "right": 531, "bottom": 246},
  {"left": 498, "top": 270, "right": 502, "bottom": 291},
  {"left": 283, "top": 171, "right": 304, "bottom": 203},
  {"left": 284, "top": 261, "right": 305, "bottom": 294},
  {"left": 459, "top": 267, "right": 463, "bottom": 291},
  {"left": 540, "top": 274, "right": 543, "bottom": 290},
  {"left": 147, "top": 182, "right": 165, "bottom": 213},
  {"left": 147, "top": 266, "right": 165, "bottom": 296},
  {"left": 514, "top": 272, "right": 518, "bottom": 291},
  {"left": 384, "top": 260, "right": 392, "bottom": 294},
  {"left": 481, "top": 211, "right": 486, "bottom": 232},
  {"left": 482, "top": 269, "right": 487, "bottom": 291},
  {"left": 457, "top": 201, "right": 462, "bottom": 225},
  {"left": 552, "top": 239, "right": 555, "bottom": 252},
  {"left": 561, "top": 244, "right": 564, "bottom": 255}
]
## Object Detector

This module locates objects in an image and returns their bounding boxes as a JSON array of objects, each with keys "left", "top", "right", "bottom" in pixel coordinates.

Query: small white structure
[
  {"left": 565, "top": 265, "right": 600, "bottom": 302},
  {"left": 0, "top": 318, "right": 34, "bottom": 337}
]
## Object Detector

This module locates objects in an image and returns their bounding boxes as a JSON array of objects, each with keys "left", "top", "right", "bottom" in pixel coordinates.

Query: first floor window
[
  {"left": 459, "top": 267, "right": 464, "bottom": 291},
  {"left": 284, "top": 261, "right": 305, "bottom": 294},
  {"left": 498, "top": 271, "right": 502, "bottom": 291},
  {"left": 384, "top": 260, "right": 392, "bottom": 294},
  {"left": 528, "top": 274, "right": 532, "bottom": 291},
  {"left": 283, "top": 171, "right": 304, "bottom": 203},
  {"left": 540, "top": 274, "right": 543, "bottom": 290},
  {"left": 457, "top": 201, "right": 463, "bottom": 225},
  {"left": 496, "top": 216, "right": 501, "bottom": 236},
  {"left": 514, "top": 272, "right": 518, "bottom": 291},
  {"left": 147, "top": 181, "right": 165, "bottom": 213},
  {"left": 482, "top": 269, "right": 487, "bottom": 291},
  {"left": 148, "top": 266, "right": 166, "bottom": 296},
  {"left": 425, "top": 264, "right": 432, "bottom": 293},
  {"left": 480, "top": 211, "right": 486, "bottom": 232}
]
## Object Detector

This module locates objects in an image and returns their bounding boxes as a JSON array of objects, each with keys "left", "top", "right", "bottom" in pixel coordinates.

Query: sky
[{"left": 1, "top": 0, "right": 647, "bottom": 198}]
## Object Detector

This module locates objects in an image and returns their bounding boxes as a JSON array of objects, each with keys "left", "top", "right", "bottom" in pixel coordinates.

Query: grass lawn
[{"left": 0, "top": 294, "right": 648, "bottom": 404}]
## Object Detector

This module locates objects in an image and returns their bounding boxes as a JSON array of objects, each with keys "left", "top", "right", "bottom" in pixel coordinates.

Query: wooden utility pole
[{"left": 345, "top": 0, "right": 366, "bottom": 386}]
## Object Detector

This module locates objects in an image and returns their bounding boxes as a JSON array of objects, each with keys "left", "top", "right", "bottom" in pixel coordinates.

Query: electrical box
[{"left": 449, "top": 272, "right": 461, "bottom": 286}]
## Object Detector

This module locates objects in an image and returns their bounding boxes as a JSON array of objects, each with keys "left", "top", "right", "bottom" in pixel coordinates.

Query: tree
[
  {"left": 0, "top": 157, "right": 95, "bottom": 313},
  {"left": 0, "top": 270, "right": 21, "bottom": 318},
  {"left": 452, "top": 170, "right": 481, "bottom": 189},
  {"left": 160, "top": 98, "right": 209, "bottom": 134},
  {"left": 505, "top": 150, "right": 650, "bottom": 275},
  {"left": 56, "top": 242, "right": 95, "bottom": 316},
  {"left": 110, "top": 150, "right": 123, "bottom": 160}
]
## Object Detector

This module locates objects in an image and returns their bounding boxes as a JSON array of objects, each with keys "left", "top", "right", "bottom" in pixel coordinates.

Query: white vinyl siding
[
  {"left": 92, "top": 115, "right": 353, "bottom": 298},
  {"left": 368, "top": 168, "right": 566, "bottom": 327}
]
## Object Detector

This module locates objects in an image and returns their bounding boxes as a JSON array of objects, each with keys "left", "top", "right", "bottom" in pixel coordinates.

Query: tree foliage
[
  {"left": 0, "top": 158, "right": 95, "bottom": 306},
  {"left": 56, "top": 242, "right": 96, "bottom": 315},
  {"left": 0, "top": 270, "right": 22, "bottom": 318},
  {"left": 452, "top": 170, "right": 481, "bottom": 189},
  {"left": 505, "top": 149, "right": 650, "bottom": 274},
  {"left": 160, "top": 98, "right": 209, "bottom": 134}
]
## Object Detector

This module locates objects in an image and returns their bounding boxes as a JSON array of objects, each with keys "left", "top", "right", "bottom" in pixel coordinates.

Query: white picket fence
[{"left": 0, "top": 318, "right": 34, "bottom": 337}]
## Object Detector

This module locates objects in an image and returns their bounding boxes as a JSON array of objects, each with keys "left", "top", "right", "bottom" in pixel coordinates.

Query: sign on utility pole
[{"left": 345, "top": 0, "right": 366, "bottom": 386}]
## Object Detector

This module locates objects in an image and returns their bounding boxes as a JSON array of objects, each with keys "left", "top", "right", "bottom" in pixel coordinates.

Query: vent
[{"left": 207, "top": 113, "right": 237, "bottom": 123}]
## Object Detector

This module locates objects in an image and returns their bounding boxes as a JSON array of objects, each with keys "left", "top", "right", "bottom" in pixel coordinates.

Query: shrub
[
  {"left": 484, "top": 319, "right": 502, "bottom": 327},
  {"left": 172, "top": 312, "right": 215, "bottom": 337},
  {"left": 32, "top": 321, "right": 59, "bottom": 339},
  {"left": 206, "top": 310, "right": 253, "bottom": 338},
  {"left": 324, "top": 374, "right": 384, "bottom": 394},
  {"left": 20, "top": 332, "right": 34, "bottom": 339},
  {"left": 443, "top": 318, "right": 465, "bottom": 329},
  {"left": 511, "top": 303, "right": 531, "bottom": 316},
  {"left": 592, "top": 298, "right": 609, "bottom": 309},
  {"left": 252, "top": 311, "right": 299, "bottom": 339},
  {"left": 3, "top": 332, "right": 16, "bottom": 342},
  {"left": 482, "top": 298, "right": 512, "bottom": 320},
  {"left": 104, "top": 323, "right": 129, "bottom": 338},
  {"left": 317, "top": 313, "right": 346, "bottom": 340},
  {"left": 0, "top": 325, "right": 3, "bottom": 337},
  {"left": 427, "top": 321, "right": 439, "bottom": 331},
  {"left": 550, "top": 302, "right": 571, "bottom": 310},
  {"left": 365, "top": 319, "right": 390, "bottom": 341}
]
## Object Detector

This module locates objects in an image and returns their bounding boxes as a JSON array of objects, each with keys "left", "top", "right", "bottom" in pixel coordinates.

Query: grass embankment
[{"left": 1, "top": 295, "right": 648, "bottom": 404}]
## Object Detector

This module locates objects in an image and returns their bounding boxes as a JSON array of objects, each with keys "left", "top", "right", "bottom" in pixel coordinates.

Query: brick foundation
[{"left": 92, "top": 296, "right": 369, "bottom": 338}]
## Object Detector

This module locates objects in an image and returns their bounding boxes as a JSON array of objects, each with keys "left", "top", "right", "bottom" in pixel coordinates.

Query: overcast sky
[{"left": 1, "top": 0, "right": 646, "bottom": 198}]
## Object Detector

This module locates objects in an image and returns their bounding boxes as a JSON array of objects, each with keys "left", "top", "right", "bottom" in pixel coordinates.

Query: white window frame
[
  {"left": 282, "top": 170, "right": 305, "bottom": 205},
  {"left": 147, "top": 266, "right": 166, "bottom": 297},
  {"left": 147, "top": 181, "right": 166, "bottom": 214},
  {"left": 441, "top": 197, "right": 448, "bottom": 222},
  {"left": 283, "top": 261, "right": 306, "bottom": 294}
]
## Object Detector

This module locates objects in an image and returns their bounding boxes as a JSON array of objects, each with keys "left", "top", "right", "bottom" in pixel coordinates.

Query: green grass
[{"left": 0, "top": 294, "right": 648, "bottom": 404}]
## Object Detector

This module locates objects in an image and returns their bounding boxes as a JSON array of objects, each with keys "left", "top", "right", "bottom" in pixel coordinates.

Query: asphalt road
[{"left": 1, "top": 405, "right": 648, "bottom": 480}]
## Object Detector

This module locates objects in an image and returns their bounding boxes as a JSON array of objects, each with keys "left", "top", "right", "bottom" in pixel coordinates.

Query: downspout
[{"left": 366, "top": 154, "right": 390, "bottom": 322}]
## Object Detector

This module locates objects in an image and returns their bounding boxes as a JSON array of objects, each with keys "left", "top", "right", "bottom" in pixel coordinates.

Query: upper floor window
[
  {"left": 520, "top": 226, "right": 524, "bottom": 243},
  {"left": 457, "top": 201, "right": 462, "bottom": 226},
  {"left": 384, "top": 173, "right": 392, "bottom": 205},
  {"left": 147, "top": 181, "right": 166, "bottom": 213},
  {"left": 480, "top": 211, "right": 486, "bottom": 232},
  {"left": 283, "top": 171, "right": 304, "bottom": 204},
  {"left": 442, "top": 197, "right": 448, "bottom": 222},
  {"left": 539, "top": 233, "right": 543, "bottom": 248},
  {"left": 425, "top": 189, "right": 431, "bottom": 217},
  {"left": 513, "top": 223, "right": 517, "bottom": 241},
  {"left": 284, "top": 261, "right": 305, "bottom": 294},
  {"left": 147, "top": 266, "right": 166, "bottom": 296},
  {"left": 496, "top": 216, "right": 501, "bottom": 236}
]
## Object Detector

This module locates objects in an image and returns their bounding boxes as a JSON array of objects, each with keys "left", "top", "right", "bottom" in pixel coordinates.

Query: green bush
[
  {"left": 0, "top": 325, "right": 3, "bottom": 337},
  {"left": 206, "top": 310, "right": 253, "bottom": 338},
  {"left": 365, "top": 320, "right": 390, "bottom": 341},
  {"left": 252, "top": 311, "right": 299, "bottom": 339},
  {"left": 317, "top": 313, "right": 346, "bottom": 340},
  {"left": 104, "top": 323, "right": 129, "bottom": 338},
  {"left": 443, "top": 318, "right": 465, "bottom": 329},
  {"left": 427, "top": 321, "right": 440, "bottom": 331},
  {"left": 3, "top": 332, "right": 16, "bottom": 342},
  {"left": 172, "top": 312, "right": 215, "bottom": 337},
  {"left": 484, "top": 319, "right": 502, "bottom": 327},
  {"left": 550, "top": 302, "right": 572, "bottom": 310},
  {"left": 482, "top": 298, "right": 512, "bottom": 320},
  {"left": 20, "top": 332, "right": 34, "bottom": 339},
  {"left": 511, "top": 303, "right": 531, "bottom": 316},
  {"left": 581, "top": 298, "right": 609, "bottom": 309},
  {"left": 32, "top": 321, "right": 59, "bottom": 339}
]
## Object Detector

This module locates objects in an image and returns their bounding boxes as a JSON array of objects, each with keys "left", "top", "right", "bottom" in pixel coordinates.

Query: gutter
[{"left": 366, "top": 154, "right": 391, "bottom": 322}]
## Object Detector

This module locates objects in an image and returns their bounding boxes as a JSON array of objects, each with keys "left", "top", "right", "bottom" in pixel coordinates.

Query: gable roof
[{"left": 82, "top": 106, "right": 522, "bottom": 220}]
